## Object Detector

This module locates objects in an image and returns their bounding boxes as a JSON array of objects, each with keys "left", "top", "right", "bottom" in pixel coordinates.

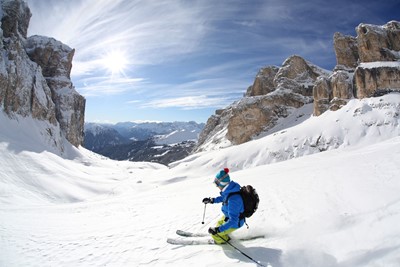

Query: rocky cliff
[
  {"left": 315, "top": 20, "right": 400, "bottom": 115},
  {"left": 197, "top": 20, "right": 400, "bottom": 152},
  {"left": 196, "top": 55, "right": 330, "bottom": 151},
  {"left": 0, "top": 0, "right": 85, "bottom": 148}
]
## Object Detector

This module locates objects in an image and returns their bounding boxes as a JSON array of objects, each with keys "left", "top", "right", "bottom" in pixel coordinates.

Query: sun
[{"left": 100, "top": 50, "right": 128, "bottom": 76}]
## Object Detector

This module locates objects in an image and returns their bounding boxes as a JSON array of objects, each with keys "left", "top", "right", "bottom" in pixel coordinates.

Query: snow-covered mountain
[
  {"left": 1, "top": 94, "right": 400, "bottom": 266},
  {"left": 196, "top": 21, "right": 400, "bottom": 153},
  {"left": 83, "top": 121, "right": 204, "bottom": 165},
  {"left": 183, "top": 94, "right": 400, "bottom": 171},
  {"left": 112, "top": 121, "right": 205, "bottom": 144},
  {"left": 84, "top": 123, "right": 130, "bottom": 150}
]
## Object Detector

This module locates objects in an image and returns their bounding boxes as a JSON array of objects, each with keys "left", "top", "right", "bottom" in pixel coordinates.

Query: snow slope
[
  {"left": 171, "top": 94, "right": 400, "bottom": 175},
  {"left": 1, "top": 95, "right": 400, "bottom": 266}
]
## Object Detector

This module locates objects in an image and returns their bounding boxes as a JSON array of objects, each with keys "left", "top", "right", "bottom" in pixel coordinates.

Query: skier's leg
[
  {"left": 211, "top": 228, "right": 235, "bottom": 244},
  {"left": 216, "top": 216, "right": 226, "bottom": 227},
  {"left": 211, "top": 216, "right": 236, "bottom": 244}
]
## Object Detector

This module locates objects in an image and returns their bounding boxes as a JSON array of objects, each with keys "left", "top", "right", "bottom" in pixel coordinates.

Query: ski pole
[
  {"left": 216, "top": 233, "right": 266, "bottom": 267},
  {"left": 201, "top": 203, "right": 207, "bottom": 224}
]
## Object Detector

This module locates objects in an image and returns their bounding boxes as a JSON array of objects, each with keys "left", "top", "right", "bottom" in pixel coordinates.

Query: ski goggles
[{"left": 214, "top": 173, "right": 229, "bottom": 187}]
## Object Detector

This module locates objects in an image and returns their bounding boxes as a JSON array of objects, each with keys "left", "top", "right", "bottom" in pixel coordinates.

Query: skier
[{"left": 202, "top": 168, "right": 245, "bottom": 244}]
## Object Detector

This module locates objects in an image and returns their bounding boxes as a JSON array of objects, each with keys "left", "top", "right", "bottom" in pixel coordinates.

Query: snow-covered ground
[{"left": 1, "top": 95, "right": 400, "bottom": 266}]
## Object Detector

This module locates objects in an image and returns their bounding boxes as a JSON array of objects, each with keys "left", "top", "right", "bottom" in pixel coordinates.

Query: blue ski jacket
[{"left": 213, "top": 181, "right": 245, "bottom": 232}]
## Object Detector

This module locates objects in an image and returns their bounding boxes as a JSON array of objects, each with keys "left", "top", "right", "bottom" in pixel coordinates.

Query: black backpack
[{"left": 226, "top": 185, "right": 259, "bottom": 219}]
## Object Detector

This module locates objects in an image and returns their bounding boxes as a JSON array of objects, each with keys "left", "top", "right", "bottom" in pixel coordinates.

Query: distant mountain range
[{"left": 83, "top": 121, "right": 205, "bottom": 165}]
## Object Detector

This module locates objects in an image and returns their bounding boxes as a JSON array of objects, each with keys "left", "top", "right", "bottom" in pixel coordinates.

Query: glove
[
  {"left": 202, "top": 197, "right": 214, "bottom": 204},
  {"left": 208, "top": 227, "right": 220, "bottom": 235}
]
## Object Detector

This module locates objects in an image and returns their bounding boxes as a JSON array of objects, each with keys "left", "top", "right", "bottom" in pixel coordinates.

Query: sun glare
[{"left": 100, "top": 50, "right": 128, "bottom": 76}]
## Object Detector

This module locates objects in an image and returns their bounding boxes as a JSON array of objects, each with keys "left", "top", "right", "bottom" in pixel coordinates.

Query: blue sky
[{"left": 26, "top": 0, "right": 399, "bottom": 123}]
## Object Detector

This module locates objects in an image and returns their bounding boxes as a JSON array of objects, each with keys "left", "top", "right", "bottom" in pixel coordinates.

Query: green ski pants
[{"left": 211, "top": 216, "right": 237, "bottom": 244}]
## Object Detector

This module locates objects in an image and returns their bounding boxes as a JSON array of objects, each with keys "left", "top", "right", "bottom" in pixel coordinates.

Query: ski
[
  {"left": 171, "top": 230, "right": 267, "bottom": 266},
  {"left": 237, "top": 235, "right": 265, "bottom": 241},
  {"left": 176, "top": 230, "right": 208, "bottom": 237},
  {"left": 176, "top": 230, "right": 265, "bottom": 241},
  {"left": 167, "top": 237, "right": 215, "bottom": 245}
]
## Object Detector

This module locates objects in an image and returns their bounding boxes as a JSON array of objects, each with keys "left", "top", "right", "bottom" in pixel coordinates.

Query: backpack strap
[{"left": 224, "top": 191, "right": 247, "bottom": 227}]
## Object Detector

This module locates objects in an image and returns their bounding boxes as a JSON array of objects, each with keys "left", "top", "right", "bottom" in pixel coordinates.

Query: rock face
[
  {"left": 245, "top": 66, "right": 278, "bottom": 96},
  {"left": 198, "top": 20, "right": 400, "bottom": 152},
  {"left": 1, "top": 0, "right": 31, "bottom": 39},
  {"left": 196, "top": 55, "right": 329, "bottom": 150},
  {"left": 333, "top": 32, "right": 359, "bottom": 70},
  {"left": 25, "top": 36, "right": 85, "bottom": 147},
  {"left": 0, "top": 0, "right": 56, "bottom": 123},
  {"left": 313, "top": 69, "right": 354, "bottom": 116},
  {"left": 355, "top": 64, "right": 400, "bottom": 98},
  {"left": 313, "top": 20, "right": 400, "bottom": 116},
  {"left": 0, "top": 0, "right": 85, "bottom": 148},
  {"left": 225, "top": 92, "right": 308, "bottom": 145},
  {"left": 356, "top": 21, "right": 400, "bottom": 63}
]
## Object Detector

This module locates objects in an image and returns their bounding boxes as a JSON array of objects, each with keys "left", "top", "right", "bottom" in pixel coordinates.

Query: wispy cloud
[
  {"left": 27, "top": 0, "right": 224, "bottom": 103},
  {"left": 27, "top": 0, "right": 212, "bottom": 75},
  {"left": 140, "top": 95, "right": 231, "bottom": 110},
  {"left": 77, "top": 76, "right": 145, "bottom": 97},
  {"left": 186, "top": 58, "right": 266, "bottom": 80},
  {"left": 142, "top": 95, "right": 224, "bottom": 109},
  {"left": 124, "top": 77, "right": 248, "bottom": 110},
  {"left": 25, "top": 0, "right": 399, "bottom": 122}
]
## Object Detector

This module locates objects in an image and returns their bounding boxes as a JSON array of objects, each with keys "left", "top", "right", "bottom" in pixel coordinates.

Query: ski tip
[{"left": 166, "top": 238, "right": 179, "bottom": 245}]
